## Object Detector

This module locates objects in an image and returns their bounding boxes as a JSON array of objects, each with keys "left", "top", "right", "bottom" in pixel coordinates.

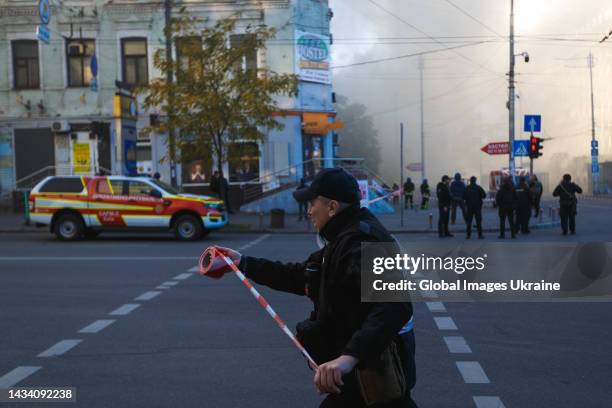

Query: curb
[{"left": 0, "top": 222, "right": 561, "bottom": 235}]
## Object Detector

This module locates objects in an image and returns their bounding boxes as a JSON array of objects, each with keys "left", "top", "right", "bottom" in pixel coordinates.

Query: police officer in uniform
[
  {"left": 403, "top": 177, "right": 415, "bottom": 209},
  {"left": 515, "top": 176, "right": 532, "bottom": 234},
  {"left": 436, "top": 175, "right": 453, "bottom": 238},
  {"left": 420, "top": 179, "right": 430, "bottom": 210},
  {"left": 217, "top": 168, "right": 417, "bottom": 408},
  {"left": 495, "top": 177, "right": 518, "bottom": 239},
  {"left": 463, "top": 176, "right": 486, "bottom": 239},
  {"left": 553, "top": 174, "right": 583, "bottom": 235}
]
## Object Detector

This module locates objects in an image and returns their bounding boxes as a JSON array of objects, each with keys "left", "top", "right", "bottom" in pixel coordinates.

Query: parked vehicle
[{"left": 28, "top": 176, "right": 227, "bottom": 241}]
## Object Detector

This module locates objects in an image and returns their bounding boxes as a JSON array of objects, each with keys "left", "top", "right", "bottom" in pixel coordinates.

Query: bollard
[
  {"left": 429, "top": 213, "right": 433, "bottom": 230},
  {"left": 23, "top": 191, "right": 30, "bottom": 226}
]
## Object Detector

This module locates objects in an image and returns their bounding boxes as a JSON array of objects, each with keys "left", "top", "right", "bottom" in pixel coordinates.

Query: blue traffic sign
[
  {"left": 513, "top": 140, "right": 530, "bottom": 157},
  {"left": 90, "top": 54, "right": 98, "bottom": 77},
  {"left": 37, "top": 24, "right": 50, "bottom": 44},
  {"left": 523, "top": 115, "right": 541, "bottom": 133},
  {"left": 591, "top": 139, "right": 598, "bottom": 148},
  {"left": 39, "top": 0, "right": 50, "bottom": 25}
]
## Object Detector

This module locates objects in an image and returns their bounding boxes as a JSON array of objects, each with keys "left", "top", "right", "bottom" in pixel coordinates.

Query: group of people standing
[
  {"left": 431, "top": 172, "right": 582, "bottom": 238},
  {"left": 402, "top": 177, "right": 431, "bottom": 210}
]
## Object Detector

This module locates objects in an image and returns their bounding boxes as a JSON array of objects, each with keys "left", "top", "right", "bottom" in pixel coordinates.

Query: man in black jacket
[
  {"left": 217, "top": 168, "right": 416, "bottom": 407},
  {"left": 515, "top": 177, "right": 532, "bottom": 234},
  {"left": 553, "top": 174, "right": 583, "bottom": 235},
  {"left": 495, "top": 177, "right": 518, "bottom": 239},
  {"left": 437, "top": 175, "right": 453, "bottom": 238},
  {"left": 449, "top": 173, "right": 467, "bottom": 225},
  {"left": 463, "top": 176, "right": 486, "bottom": 239}
]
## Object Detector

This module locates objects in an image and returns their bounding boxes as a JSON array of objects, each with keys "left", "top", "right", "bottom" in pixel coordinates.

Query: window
[
  {"left": 127, "top": 180, "right": 155, "bottom": 196},
  {"left": 230, "top": 35, "right": 257, "bottom": 71},
  {"left": 176, "top": 36, "right": 202, "bottom": 80},
  {"left": 96, "top": 179, "right": 124, "bottom": 195},
  {"left": 12, "top": 40, "right": 40, "bottom": 89},
  {"left": 39, "top": 177, "right": 85, "bottom": 193},
  {"left": 121, "top": 38, "right": 148, "bottom": 86},
  {"left": 67, "top": 39, "right": 95, "bottom": 87},
  {"left": 228, "top": 142, "right": 259, "bottom": 182}
]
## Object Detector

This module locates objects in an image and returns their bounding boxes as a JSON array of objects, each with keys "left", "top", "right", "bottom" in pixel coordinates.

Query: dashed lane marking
[
  {"left": 38, "top": 340, "right": 82, "bottom": 358},
  {"left": 0, "top": 367, "right": 41, "bottom": 389},
  {"left": 78, "top": 320, "right": 116, "bottom": 334}
]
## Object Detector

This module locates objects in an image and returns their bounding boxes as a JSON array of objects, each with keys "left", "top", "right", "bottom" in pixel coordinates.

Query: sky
[{"left": 329, "top": 0, "right": 612, "bottom": 190}]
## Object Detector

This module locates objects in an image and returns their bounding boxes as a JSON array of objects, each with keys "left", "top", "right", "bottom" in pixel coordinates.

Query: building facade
[{"left": 0, "top": 0, "right": 337, "bottom": 202}]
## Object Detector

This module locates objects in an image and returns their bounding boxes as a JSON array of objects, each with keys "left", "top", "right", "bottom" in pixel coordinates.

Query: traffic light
[{"left": 529, "top": 136, "right": 543, "bottom": 159}]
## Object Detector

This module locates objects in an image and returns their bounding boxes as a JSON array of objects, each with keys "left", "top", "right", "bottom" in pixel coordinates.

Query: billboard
[{"left": 295, "top": 30, "right": 331, "bottom": 84}]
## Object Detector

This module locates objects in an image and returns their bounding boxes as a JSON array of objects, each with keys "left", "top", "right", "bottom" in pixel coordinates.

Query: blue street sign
[
  {"left": 513, "top": 140, "right": 530, "bottom": 157},
  {"left": 523, "top": 115, "right": 541, "bottom": 133},
  {"left": 90, "top": 54, "right": 98, "bottom": 77},
  {"left": 39, "top": 0, "right": 50, "bottom": 25},
  {"left": 591, "top": 139, "right": 598, "bottom": 148},
  {"left": 90, "top": 78, "right": 98, "bottom": 92},
  {"left": 591, "top": 148, "right": 598, "bottom": 156},
  {"left": 37, "top": 24, "right": 50, "bottom": 44},
  {"left": 592, "top": 162, "right": 600, "bottom": 174}
]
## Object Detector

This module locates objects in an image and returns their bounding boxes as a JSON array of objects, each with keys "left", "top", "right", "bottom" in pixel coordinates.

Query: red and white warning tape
[{"left": 211, "top": 247, "right": 319, "bottom": 369}]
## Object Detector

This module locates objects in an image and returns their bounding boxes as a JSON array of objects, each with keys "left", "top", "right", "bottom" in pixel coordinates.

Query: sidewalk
[{"left": 0, "top": 203, "right": 561, "bottom": 234}]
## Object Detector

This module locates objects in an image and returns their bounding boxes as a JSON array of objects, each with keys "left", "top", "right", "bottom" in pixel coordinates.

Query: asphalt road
[{"left": 0, "top": 216, "right": 611, "bottom": 407}]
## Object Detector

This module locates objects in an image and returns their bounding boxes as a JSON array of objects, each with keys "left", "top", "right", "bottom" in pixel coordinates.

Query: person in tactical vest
[
  {"left": 217, "top": 168, "right": 417, "bottom": 408},
  {"left": 463, "top": 176, "right": 486, "bottom": 239},
  {"left": 552, "top": 174, "right": 583, "bottom": 235}
]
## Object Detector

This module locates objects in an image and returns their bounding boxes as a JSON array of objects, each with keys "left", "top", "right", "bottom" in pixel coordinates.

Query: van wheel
[
  {"left": 54, "top": 214, "right": 84, "bottom": 241},
  {"left": 174, "top": 215, "right": 203, "bottom": 241}
]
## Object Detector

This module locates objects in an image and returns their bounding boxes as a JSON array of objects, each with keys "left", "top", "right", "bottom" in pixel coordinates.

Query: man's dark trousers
[
  {"left": 559, "top": 204, "right": 576, "bottom": 234},
  {"left": 466, "top": 208, "right": 482, "bottom": 237},
  {"left": 498, "top": 208, "right": 514, "bottom": 237},
  {"left": 438, "top": 207, "right": 450, "bottom": 236}
]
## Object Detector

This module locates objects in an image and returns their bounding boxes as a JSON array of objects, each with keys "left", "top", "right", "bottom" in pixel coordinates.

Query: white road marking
[
  {"left": 238, "top": 234, "right": 271, "bottom": 251},
  {"left": 109, "top": 304, "right": 140, "bottom": 316},
  {"left": 156, "top": 285, "right": 171, "bottom": 290},
  {"left": 38, "top": 340, "right": 82, "bottom": 358},
  {"left": 0, "top": 256, "right": 197, "bottom": 261},
  {"left": 444, "top": 336, "right": 472, "bottom": 353},
  {"left": 134, "top": 291, "right": 162, "bottom": 301},
  {"left": 188, "top": 266, "right": 199, "bottom": 272},
  {"left": 434, "top": 316, "right": 458, "bottom": 330},
  {"left": 456, "top": 361, "right": 490, "bottom": 384},
  {"left": 0, "top": 366, "right": 41, "bottom": 389},
  {"left": 473, "top": 396, "right": 506, "bottom": 408},
  {"left": 425, "top": 301, "right": 447, "bottom": 312},
  {"left": 78, "top": 319, "right": 116, "bottom": 334},
  {"left": 159, "top": 281, "right": 179, "bottom": 287},
  {"left": 173, "top": 273, "right": 193, "bottom": 280},
  {"left": 419, "top": 289, "right": 439, "bottom": 299}
]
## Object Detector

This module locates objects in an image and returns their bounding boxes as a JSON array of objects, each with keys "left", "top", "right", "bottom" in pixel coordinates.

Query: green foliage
[{"left": 139, "top": 14, "right": 298, "bottom": 175}]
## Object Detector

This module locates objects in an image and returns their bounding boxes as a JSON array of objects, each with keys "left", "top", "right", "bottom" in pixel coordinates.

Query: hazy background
[{"left": 329, "top": 0, "right": 612, "bottom": 191}]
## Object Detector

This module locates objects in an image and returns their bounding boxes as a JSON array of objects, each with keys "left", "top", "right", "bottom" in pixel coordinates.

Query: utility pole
[
  {"left": 419, "top": 55, "right": 426, "bottom": 181},
  {"left": 164, "top": 0, "right": 178, "bottom": 187},
  {"left": 508, "top": 0, "right": 516, "bottom": 182},
  {"left": 400, "top": 122, "right": 405, "bottom": 228},
  {"left": 588, "top": 52, "right": 600, "bottom": 194}
]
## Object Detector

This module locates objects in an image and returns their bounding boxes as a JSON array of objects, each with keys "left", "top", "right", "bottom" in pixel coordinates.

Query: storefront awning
[{"left": 302, "top": 112, "right": 344, "bottom": 135}]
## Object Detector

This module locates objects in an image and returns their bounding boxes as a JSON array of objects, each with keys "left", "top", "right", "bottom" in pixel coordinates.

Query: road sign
[
  {"left": 406, "top": 163, "right": 423, "bottom": 171},
  {"left": 481, "top": 142, "right": 509, "bottom": 155},
  {"left": 591, "top": 139, "right": 598, "bottom": 148},
  {"left": 513, "top": 140, "right": 530, "bottom": 157},
  {"left": 90, "top": 78, "right": 98, "bottom": 92},
  {"left": 90, "top": 54, "right": 98, "bottom": 77},
  {"left": 37, "top": 25, "right": 50, "bottom": 44},
  {"left": 39, "top": 0, "right": 50, "bottom": 25},
  {"left": 523, "top": 115, "right": 541, "bottom": 133}
]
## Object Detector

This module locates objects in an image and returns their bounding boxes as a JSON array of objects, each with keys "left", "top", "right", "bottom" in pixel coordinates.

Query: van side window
[{"left": 39, "top": 178, "right": 85, "bottom": 193}]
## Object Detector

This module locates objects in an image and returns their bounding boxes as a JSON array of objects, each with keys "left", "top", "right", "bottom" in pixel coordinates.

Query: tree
[
  {"left": 335, "top": 95, "right": 382, "bottom": 173},
  {"left": 140, "top": 13, "right": 298, "bottom": 205}
]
